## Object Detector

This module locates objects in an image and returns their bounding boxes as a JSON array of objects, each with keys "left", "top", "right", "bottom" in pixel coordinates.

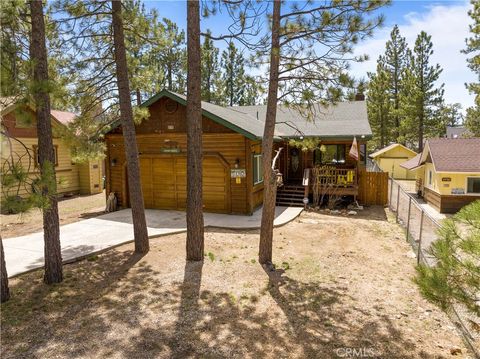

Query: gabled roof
[
  {"left": 50, "top": 110, "right": 76, "bottom": 125},
  {"left": 446, "top": 126, "right": 470, "bottom": 139},
  {"left": 141, "top": 90, "right": 265, "bottom": 140},
  {"left": 400, "top": 153, "right": 422, "bottom": 170},
  {"left": 140, "top": 89, "right": 372, "bottom": 140},
  {"left": 230, "top": 101, "right": 371, "bottom": 139},
  {"left": 419, "top": 138, "right": 480, "bottom": 173},
  {"left": 369, "top": 143, "right": 416, "bottom": 159},
  {"left": 1, "top": 97, "right": 76, "bottom": 128}
]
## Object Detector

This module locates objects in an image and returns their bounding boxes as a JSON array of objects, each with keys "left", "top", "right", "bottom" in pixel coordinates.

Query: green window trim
[{"left": 253, "top": 153, "right": 263, "bottom": 185}]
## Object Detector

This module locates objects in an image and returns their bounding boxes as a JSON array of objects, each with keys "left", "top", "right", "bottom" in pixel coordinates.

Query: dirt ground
[
  {"left": 1, "top": 191, "right": 106, "bottom": 238},
  {"left": 1, "top": 206, "right": 473, "bottom": 358}
]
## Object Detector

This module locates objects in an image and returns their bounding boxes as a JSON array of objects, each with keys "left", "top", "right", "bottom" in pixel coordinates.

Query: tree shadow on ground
[{"left": 2, "top": 249, "right": 429, "bottom": 359}]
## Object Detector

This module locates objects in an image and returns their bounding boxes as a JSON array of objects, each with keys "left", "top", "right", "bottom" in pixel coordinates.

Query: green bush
[
  {"left": 1, "top": 195, "right": 33, "bottom": 214},
  {"left": 415, "top": 200, "right": 480, "bottom": 316}
]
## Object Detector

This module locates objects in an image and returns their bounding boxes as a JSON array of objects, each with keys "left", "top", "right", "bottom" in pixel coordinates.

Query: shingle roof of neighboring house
[
  {"left": 140, "top": 89, "right": 371, "bottom": 140},
  {"left": 1, "top": 97, "right": 76, "bottom": 127},
  {"left": 446, "top": 126, "right": 470, "bottom": 139},
  {"left": 425, "top": 138, "right": 480, "bottom": 172},
  {"left": 50, "top": 110, "right": 76, "bottom": 125},
  {"left": 369, "top": 143, "right": 416, "bottom": 159},
  {"left": 400, "top": 153, "right": 422, "bottom": 170}
]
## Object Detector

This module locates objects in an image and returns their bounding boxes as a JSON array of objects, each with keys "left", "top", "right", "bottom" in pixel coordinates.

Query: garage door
[{"left": 139, "top": 155, "right": 230, "bottom": 213}]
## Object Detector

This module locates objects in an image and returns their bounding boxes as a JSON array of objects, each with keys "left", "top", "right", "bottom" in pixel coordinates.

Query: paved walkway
[{"left": 3, "top": 206, "right": 303, "bottom": 278}]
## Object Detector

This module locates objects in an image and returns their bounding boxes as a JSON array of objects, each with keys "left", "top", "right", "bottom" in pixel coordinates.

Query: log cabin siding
[
  {"left": 105, "top": 133, "right": 249, "bottom": 213},
  {"left": 0, "top": 137, "right": 80, "bottom": 199}
]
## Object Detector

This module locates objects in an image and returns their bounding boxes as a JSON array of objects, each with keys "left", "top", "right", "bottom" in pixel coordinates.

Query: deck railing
[{"left": 310, "top": 166, "right": 357, "bottom": 187}]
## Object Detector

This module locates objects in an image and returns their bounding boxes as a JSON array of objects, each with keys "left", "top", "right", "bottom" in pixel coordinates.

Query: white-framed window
[
  {"left": 428, "top": 170, "right": 432, "bottom": 186},
  {"left": 253, "top": 154, "right": 263, "bottom": 185},
  {"left": 466, "top": 177, "right": 480, "bottom": 194}
]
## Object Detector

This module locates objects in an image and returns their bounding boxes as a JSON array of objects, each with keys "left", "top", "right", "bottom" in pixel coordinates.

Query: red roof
[
  {"left": 50, "top": 110, "right": 76, "bottom": 125},
  {"left": 426, "top": 138, "right": 480, "bottom": 172}
]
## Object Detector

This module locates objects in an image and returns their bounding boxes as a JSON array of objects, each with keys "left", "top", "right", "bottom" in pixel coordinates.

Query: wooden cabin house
[
  {"left": 401, "top": 138, "right": 480, "bottom": 213},
  {"left": 104, "top": 90, "right": 372, "bottom": 215},
  {"left": 1, "top": 98, "right": 103, "bottom": 202}
]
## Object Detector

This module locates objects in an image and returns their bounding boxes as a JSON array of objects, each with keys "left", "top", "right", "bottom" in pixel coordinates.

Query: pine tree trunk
[
  {"left": 186, "top": 0, "right": 204, "bottom": 261},
  {"left": 111, "top": 0, "right": 149, "bottom": 254},
  {"left": 30, "top": 0, "right": 63, "bottom": 284},
  {"left": 1, "top": 236, "right": 10, "bottom": 303},
  {"left": 259, "top": 0, "right": 281, "bottom": 265}
]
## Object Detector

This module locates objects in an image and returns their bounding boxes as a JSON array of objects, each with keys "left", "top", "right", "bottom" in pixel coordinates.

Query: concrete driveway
[{"left": 3, "top": 206, "right": 302, "bottom": 278}]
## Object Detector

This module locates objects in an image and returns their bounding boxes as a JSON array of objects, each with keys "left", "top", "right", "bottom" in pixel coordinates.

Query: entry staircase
[{"left": 276, "top": 185, "right": 306, "bottom": 207}]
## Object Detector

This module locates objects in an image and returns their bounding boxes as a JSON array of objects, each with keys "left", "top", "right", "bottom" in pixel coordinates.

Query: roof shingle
[{"left": 426, "top": 138, "right": 480, "bottom": 172}]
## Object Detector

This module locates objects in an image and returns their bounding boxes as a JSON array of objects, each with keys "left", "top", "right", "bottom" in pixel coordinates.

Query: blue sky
[{"left": 144, "top": 0, "right": 475, "bottom": 109}]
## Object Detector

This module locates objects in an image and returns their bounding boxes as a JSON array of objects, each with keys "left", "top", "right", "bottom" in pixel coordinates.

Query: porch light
[
  {"left": 111, "top": 158, "right": 117, "bottom": 167},
  {"left": 234, "top": 158, "right": 240, "bottom": 168}
]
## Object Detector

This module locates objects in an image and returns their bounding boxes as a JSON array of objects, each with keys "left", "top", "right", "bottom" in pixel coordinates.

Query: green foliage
[
  {"left": 221, "top": 41, "right": 261, "bottom": 106},
  {"left": 288, "top": 138, "right": 321, "bottom": 152},
  {"left": 1, "top": 195, "right": 33, "bottom": 214},
  {"left": 201, "top": 30, "right": 222, "bottom": 104},
  {"left": 463, "top": 0, "right": 480, "bottom": 136},
  {"left": 399, "top": 31, "right": 444, "bottom": 150},
  {"left": 415, "top": 201, "right": 480, "bottom": 317},
  {"left": 367, "top": 60, "right": 393, "bottom": 148}
]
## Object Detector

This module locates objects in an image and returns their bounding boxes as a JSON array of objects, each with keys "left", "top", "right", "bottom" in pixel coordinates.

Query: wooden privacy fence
[{"left": 358, "top": 170, "right": 388, "bottom": 205}]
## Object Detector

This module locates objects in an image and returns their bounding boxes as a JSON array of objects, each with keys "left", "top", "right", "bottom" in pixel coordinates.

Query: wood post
[
  {"left": 395, "top": 184, "right": 400, "bottom": 222},
  {"left": 406, "top": 196, "right": 412, "bottom": 241},
  {"left": 389, "top": 177, "right": 394, "bottom": 209},
  {"left": 418, "top": 210, "right": 424, "bottom": 264}
]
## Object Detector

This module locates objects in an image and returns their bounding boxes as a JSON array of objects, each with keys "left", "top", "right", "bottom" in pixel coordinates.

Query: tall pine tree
[
  {"left": 400, "top": 31, "right": 444, "bottom": 151},
  {"left": 463, "top": 0, "right": 480, "bottom": 136},
  {"left": 30, "top": 0, "right": 63, "bottom": 284},
  {"left": 201, "top": 30, "right": 222, "bottom": 103},
  {"left": 367, "top": 59, "right": 393, "bottom": 148},
  {"left": 111, "top": 0, "right": 149, "bottom": 254},
  {"left": 383, "top": 25, "right": 408, "bottom": 143}
]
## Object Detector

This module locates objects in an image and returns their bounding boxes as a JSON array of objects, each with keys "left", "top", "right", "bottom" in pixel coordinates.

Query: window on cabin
[
  {"left": 33, "top": 145, "right": 59, "bottom": 167},
  {"left": 428, "top": 170, "right": 432, "bottom": 186},
  {"left": 314, "top": 144, "right": 346, "bottom": 165},
  {"left": 467, "top": 177, "right": 480, "bottom": 194},
  {"left": 253, "top": 154, "right": 263, "bottom": 185}
]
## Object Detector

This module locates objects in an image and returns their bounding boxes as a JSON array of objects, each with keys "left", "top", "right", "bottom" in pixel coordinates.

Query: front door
[{"left": 288, "top": 147, "right": 303, "bottom": 183}]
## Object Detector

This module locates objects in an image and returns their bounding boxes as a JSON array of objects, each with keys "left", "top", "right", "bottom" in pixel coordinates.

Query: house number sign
[
  {"left": 231, "top": 169, "right": 246, "bottom": 178},
  {"left": 442, "top": 177, "right": 451, "bottom": 182}
]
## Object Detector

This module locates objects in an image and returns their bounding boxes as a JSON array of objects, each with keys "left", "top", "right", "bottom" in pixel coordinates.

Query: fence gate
[{"left": 358, "top": 170, "right": 388, "bottom": 205}]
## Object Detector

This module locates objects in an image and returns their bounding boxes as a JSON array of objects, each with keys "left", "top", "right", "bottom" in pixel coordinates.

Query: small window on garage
[
  {"left": 253, "top": 154, "right": 263, "bottom": 185},
  {"left": 467, "top": 177, "right": 480, "bottom": 194}
]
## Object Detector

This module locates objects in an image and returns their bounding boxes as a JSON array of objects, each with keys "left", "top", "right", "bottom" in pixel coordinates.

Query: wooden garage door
[{"left": 139, "top": 155, "right": 230, "bottom": 213}]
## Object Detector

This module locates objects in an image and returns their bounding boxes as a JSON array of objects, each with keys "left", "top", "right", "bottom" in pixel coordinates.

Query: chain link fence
[
  {"left": 388, "top": 178, "right": 439, "bottom": 265},
  {"left": 388, "top": 178, "right": 479, "bottom": 357}
]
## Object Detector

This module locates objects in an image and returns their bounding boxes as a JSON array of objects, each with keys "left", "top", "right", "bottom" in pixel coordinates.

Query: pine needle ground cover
[
  {"left": 1, "top": 191, "right": 106, "bottom": 239},
  {"left": 1, "top": 207, "right": 471, "bottom": 358}
]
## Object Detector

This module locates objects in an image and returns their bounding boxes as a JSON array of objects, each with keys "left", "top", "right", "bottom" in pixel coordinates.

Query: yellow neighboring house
[
  {"left": 369, "top": 143, "right": 417, "bottom": 179},
  {"left": 401, "top": 138, "right": 480, "bottom": 213},
  {"left": 1, "top": 98, "right": 103, "bottom": 201}
]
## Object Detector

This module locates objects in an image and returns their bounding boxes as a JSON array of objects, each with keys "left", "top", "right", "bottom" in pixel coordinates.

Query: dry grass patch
[{"left": 1, "top": 207, "right": 471, "bottom": 358}]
